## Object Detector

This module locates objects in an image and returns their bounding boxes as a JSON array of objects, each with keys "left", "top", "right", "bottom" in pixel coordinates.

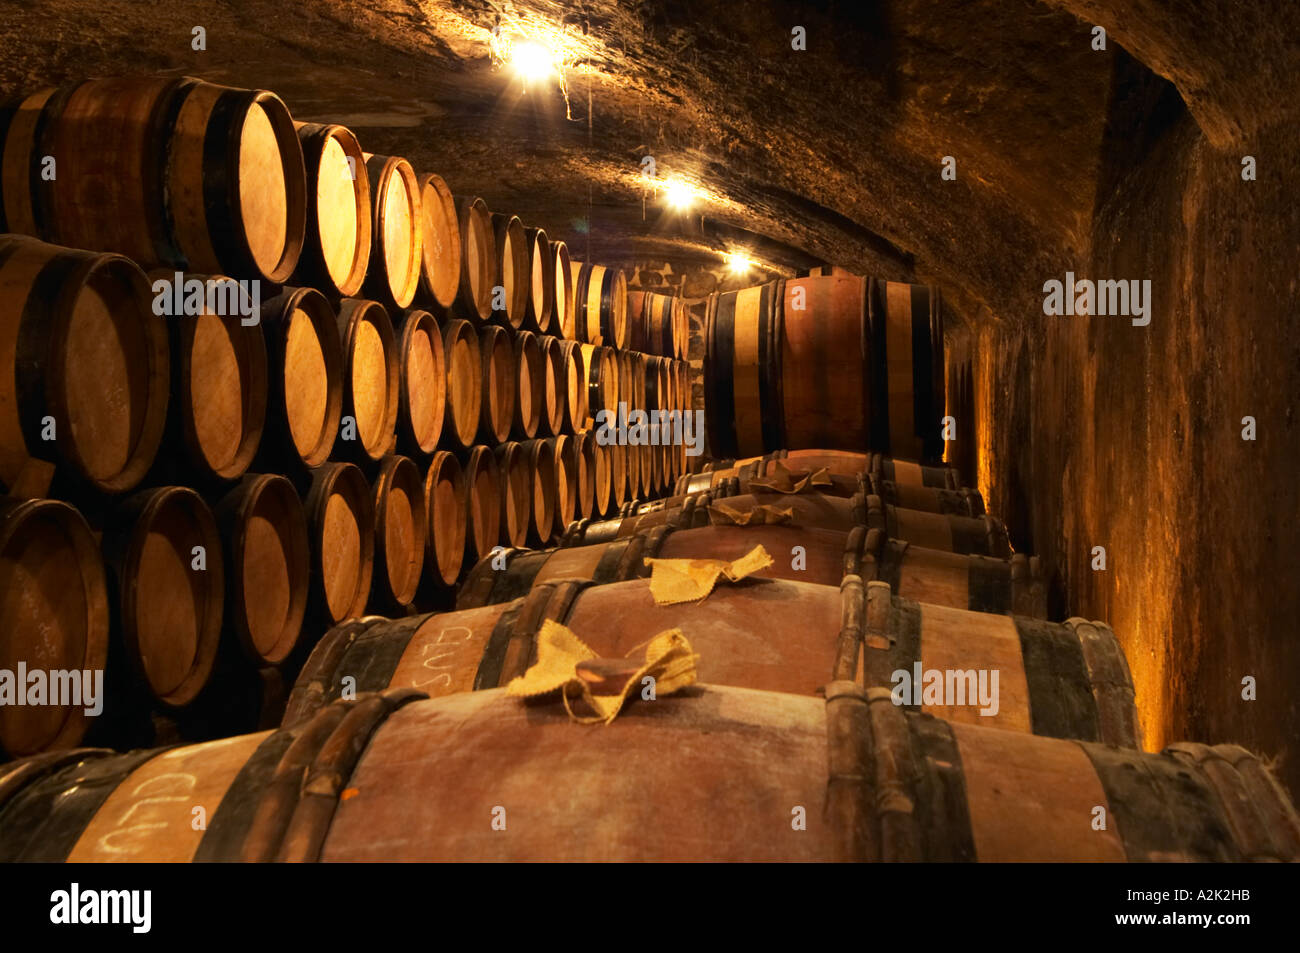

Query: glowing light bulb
[
  {"left": 664, "top": 179, "right": 695, "bottom": 211},
  {"left": 511, "top": 41, "right": 557, "bottom": 83},
  {"left": 727, "top": 252, "right": 756, "bottom": 274}
]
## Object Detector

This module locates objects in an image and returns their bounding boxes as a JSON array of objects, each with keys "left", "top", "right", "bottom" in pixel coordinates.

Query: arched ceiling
[{"left": 0, "top": 0, "right": 1295, "bottom": 325}]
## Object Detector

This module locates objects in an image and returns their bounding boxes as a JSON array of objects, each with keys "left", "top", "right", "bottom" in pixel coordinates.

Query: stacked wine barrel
[
  {"left": 1, "top": 75, "right": 1296, "bottom": 865},
  {"left": 5, "top": 446, "right": 1296, "bottom": 862},
  {"left": 0, "top": 75, "right": 690, "bottom": 763}
]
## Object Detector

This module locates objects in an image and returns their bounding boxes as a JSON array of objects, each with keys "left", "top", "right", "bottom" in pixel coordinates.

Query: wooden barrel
[
  {"left": 0, "top": 237, "right": 169, "bottom": 495},
  {"left": 0, "top": 497, "right": 108, "bottom": 758},
  {"left": 524, "top": 227, "right": 554, "bottom": 334},
  {"left": 570, "top": 431, "right": 595, "bottom": 520},
  {"left": 556, "top": 341, "right": 588, "bottom": 433},
  {"left": 580, "top": 343, "right": 619, "bottom": 426},
  {"left": 464, "top": 446, "right": 501, "bottom": 564},
  {"left": 452, "top": 197, "right": 494, "bottom": 323},
  {"left": 869, "top": 279, "right": 945, "bottom": 462},
  {"left": 490, "top": 213, "right": 529, "bottom": 330},
  {"left": 572, "top": 262, "right": 628, "bottom": 348},
  {"left": 543, "top": 434, "right": 574, "bottom": 538},
  {"left": 0, "top": 77, "right": 307, "bottom": 284},
  {"left": 5, "top": 684, "right": 1298, "bottom": 862},
  {"left": 439, "top": 318, "right": 481, "bottom": 451},
  {"left": 292, "top": 122, "right": 370, "bottom": 297},
  {"left": 866, "top": 494, "right": 1008, "bottom": 558},
  {"left": 676, "top": 454, "right": 857, "bottom": 499},
  {"left": 867, "top": 473, "right": 984, "bottom": 517},
  {"left": 519, "top": 439, "right": 557, "bottom": 546},
  {"left": 480, "top": 518, "right": 1042, "bottom": 617},
  {"left": 606, "top": 443, "right": 629, "bottom": 512},
  {"left": 101, "top": 487, "right": 224, "bottom": 710},
  {"left": 705, "top": 277, "right": 944, "bottom": 461},
  {"left": 494, "top": 441, "right": 532, "bottom": 549},
  {"left": 476, "top": 324, "right": 515, "bottom": 445},
  {"left": 336, "top": 299, "right": 399, "bottom": 463},
  {"left": 303, "top": 573, "right": 1133, "bottom": 749},
  {"left": 536, "top": 335, "right": 566, "bottom": 437},
  {"left": 585, "top": 433, "right": 611, "bottom": 519},
  {"left": 154, "top": 272, "right": 268, "bottom": 484},
  {"left": 362, "top": 154, "right": 421, "bottom": 311},
  {"left": 415, "top": 172, "right": 460, "bottom": 313},
  {"left": 303, "top": 462, "right": 374, "bottom": 626},
  {"left": 551, "top": 240, "right": 575, "bottom": 340},
  {"left": 422, "top": 451, "right": 466, "bottom": 588},
  {"left": 628, "top": 290, "right": 686, "bottom": 358},
  {"left": 371, "top": 455, "right": 425, "bottom": 612},
  {"left": 394, "top": 309, "right": 445, "bottom": 458},
  {"left": 868, "top": 452, "right": 961, "bottom": 489},
  {"left": 213, "top": 473, "right": 309, "bottom": 667},
  {"left": 510, "top": 329, "right": 543, "bottom": 441},
  {"left": 256, "top": 287, "right": 343, "bottom": 471}
]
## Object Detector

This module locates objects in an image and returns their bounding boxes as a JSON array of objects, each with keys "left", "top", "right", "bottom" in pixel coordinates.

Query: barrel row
[
  {"left": 0, "top": 234, "right": 692, "bottom": 498},
  {"left": 0, "top": 76, "right": 687, "bottom": 356},
  {"left": 1, "top": 683, "right": 1297, "bottom": 862}
]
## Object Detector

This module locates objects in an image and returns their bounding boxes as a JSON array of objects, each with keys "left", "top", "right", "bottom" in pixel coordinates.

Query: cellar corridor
[{"left": 0, "top": 0, "right": 1297, "bottom": 862}]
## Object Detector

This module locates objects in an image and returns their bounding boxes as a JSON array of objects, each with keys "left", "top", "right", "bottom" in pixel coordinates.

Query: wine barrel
[
  {"left": 303, "top": 462, "right": 374, "bottom": 626},
  {"left": 866, "top": 494, "right": 1008, "bottom": 558},
  {"left": 867, "top": 473, "right": 983, "bottom": 516},
  {"left": 519, "top": 438, "right": 557, "bottom": 546},
  {"left": 292, "top": 122, "right": 370, "bottom": 298},
  {"left": 336, "top": 299, "right": 399, "bottom": 463},
  {"left": 571, "top": 490, "right": 848, "bottom": 545},
  {"left": 494, "top": 441, "right": 531, "bottom": 549},
  {"left": 453, "top": 197, "right": 494, "bottom": 323},
  {"left": 476, "top": 324, "right": 515, "bottom": 445},
  {"left": 422, "top": 451, "right": 466, "bottom": 588},
  {"left": 510, "top": 329, "right": 543, "bottom": 440},
  {"left": 585, "top": 434, "right": 612, "bottom": 519},
  {"left": 0, "top": 497, "right": 108, "bottom": 758},
  {"left": 548, "top": 434, "right": 579, "bottom": 533},
  {"left": 606, "top": 443, "right": 629, "bottom": 513},
  {"left": 572, "top": 431, "right": 598, "bottom": 520},
  {"left": 628, "top": 290, "right": 686, "bottom": 358},
  {"left": 212, "top": 473, "right": 309, "bottom": 667},
  {"left": 5, "top": 685, "right": 1298, "bottom": 862},
  {"left": 255, "top": 287, "right": 343, "bottom": 471},
  {"left": 394, "top": 309, "right": 445, "bottom": 458},
  {"left": 556, "top": 341, "right": 588, "bottom": 434},
  {"left": 572, "top": 262, "right": 628, "bottom": 348},
  {"left": 0, "top": 77, "right": 307, "bottom": 284},
  {"left": 579, "top": 343, "right": 619, "bottom": 427},
  {"left": 675, "top": 454, "right": 857, "bottom": 499},
  {"left": 362, "top": 154, "right": 421, "bottom": 311},
  {"left": 439, "top": 318, "right": 481, "bottom": 451},
  {"left": 464, "top": 446, "right": 501, "bottom": 564},
  {"left": 468, "top": 520, "right": 1042, "bottom": 618},
  {"left": 101, "top": 487, "right": 224, "bottom": 710},
  {"left": 782, "top": 449, "right": 963, "bottom": 490},
  {"left": 371, "top": 455, "right": 425, "bottom": 611},
  {"left": 490, "top": 213, "right": 528, "bottom": 330},
  {"left": 524, "top": 227, "right": 554, "bottom": 334},
  {"left": 704, "top": 277, "right": 944, "bottom": 462},
  {"left": 0, "top": 237, "right": 169, "bottom": 495},
  {"left": 302, "top": 573, "right": 1133, "bottom": 748},
  {"left": 415, "top": 172, "right": 460, "bottom": 314},
  {"left": 536, "top": 335, "right": 566, "bottom": 437},
  {"left": 551, "top": 240, "right": 575, "bottom": 340},
  {"left": 155, "top": 272, "right": 268, "bottom": 484}
]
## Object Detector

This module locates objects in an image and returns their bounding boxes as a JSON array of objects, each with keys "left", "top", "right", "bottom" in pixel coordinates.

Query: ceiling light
[
  {"left": 511, "top": 40, "right": 558, "bottom": 83},
  {"left": 664, "top": 178, "right": 696, "bottom": 212},
  {"left": 727, "top": 252, "right": 756, "bottom": 274}
]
